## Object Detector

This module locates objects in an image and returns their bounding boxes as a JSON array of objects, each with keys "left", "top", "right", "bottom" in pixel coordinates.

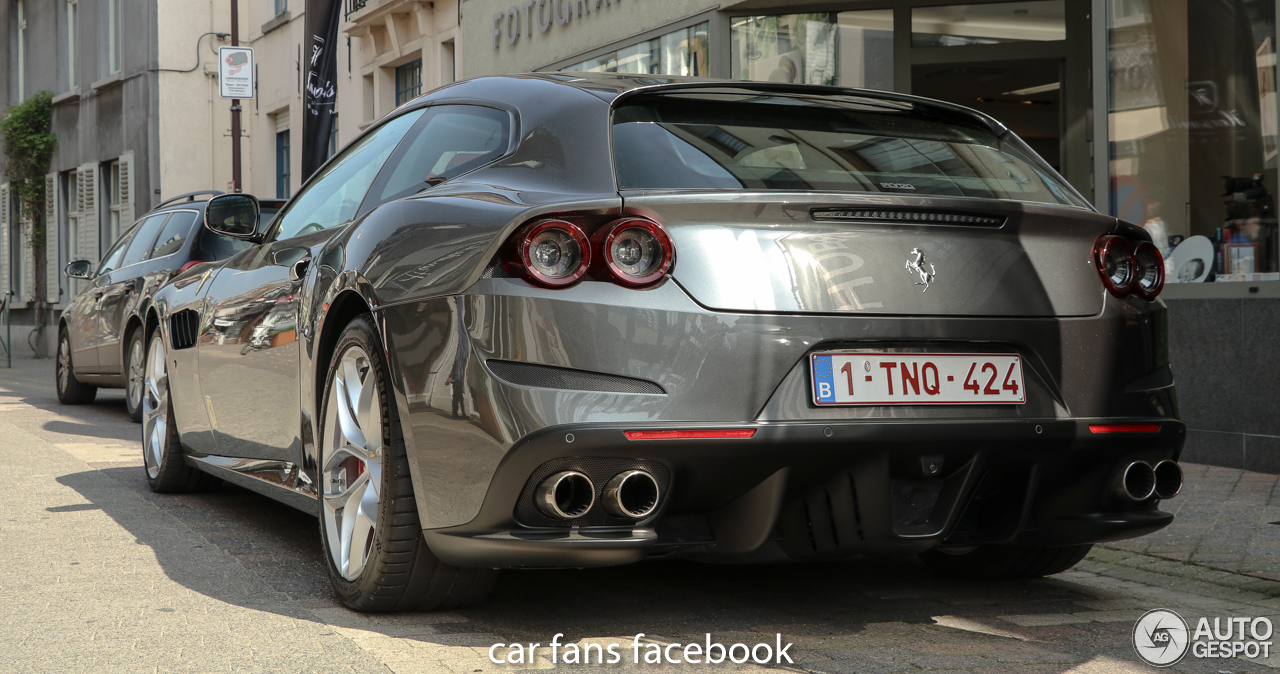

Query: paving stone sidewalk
[{"left": 1103, "top": 463, "right": 1280, "bottom": 581}]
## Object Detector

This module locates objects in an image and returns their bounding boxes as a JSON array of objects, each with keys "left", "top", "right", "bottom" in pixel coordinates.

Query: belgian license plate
[{"left": 811, "top": 352, "right": 1026, "bottom": 405}]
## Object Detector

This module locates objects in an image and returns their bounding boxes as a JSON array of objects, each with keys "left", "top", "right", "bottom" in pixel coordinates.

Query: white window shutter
[
  {"left": 120, "top": 153, "right": 134, "bottom": 226},
  {"left": 21, "top": 211, "right": 35, "bottom": 303},
  {"left": 45, "top": 173, "right": 61, "bottom": 305},
  {"left": 0, "top": 184, "right": 9, "bottom": 304},
  {"left": 78, "top": 163, "right": 99, "bottom": 263}
]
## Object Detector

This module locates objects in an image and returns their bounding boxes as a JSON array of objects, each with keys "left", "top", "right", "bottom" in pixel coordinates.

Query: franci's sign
[{"left": 492, "top": 0, "right": 626, "bottom": 50}]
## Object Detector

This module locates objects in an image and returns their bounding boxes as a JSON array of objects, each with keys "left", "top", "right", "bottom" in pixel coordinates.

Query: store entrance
[{"left": 912, "top": 58, "right": 1064, "bottom": 171}]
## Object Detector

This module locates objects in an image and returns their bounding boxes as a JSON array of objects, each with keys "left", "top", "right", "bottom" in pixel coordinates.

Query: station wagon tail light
[
  {"left": 1093, "top": 235, "right": 1137, "bottom": 297},
  {"left": 509, "top": 219, "right": 591, "bottom": 288},
  {"left": 1131, "top": 241, "right": 1165, "bottom": 300},
  {"left": 179, "top": 260, "right": 207, "bottom": 274},
  {"left": 594, "top": 217, "right": 674, "bottom": 288}
]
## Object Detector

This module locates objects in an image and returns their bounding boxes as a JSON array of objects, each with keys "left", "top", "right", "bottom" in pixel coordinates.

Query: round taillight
[
  {"left": 517, "top": 220, "right": 590, "bottom": 287},
  {"left": 596, "top": 218, "right": 673, "bottom": 287},
  {"left": 1132, "top": 240, "right": 1164, "bottom": 300},
  {"left": 1094, "top": 235, "right": 1136, "bottom": 296}
]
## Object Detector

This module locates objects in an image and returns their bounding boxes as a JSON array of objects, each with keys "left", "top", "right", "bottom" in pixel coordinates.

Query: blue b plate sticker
[{"left": 812, "top": 354, "right": 837, "bottom": 404}]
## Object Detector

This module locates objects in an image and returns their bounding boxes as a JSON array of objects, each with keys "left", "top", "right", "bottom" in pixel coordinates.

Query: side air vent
[
  {"left": 169, "top": 310, "right": 200, "bottom": 350},
  {"left": 486, "top": 359, "right": 665, "bottom": 395},
  {"left": 811, "top": 208, "right": 1005, "bottom": 227}
]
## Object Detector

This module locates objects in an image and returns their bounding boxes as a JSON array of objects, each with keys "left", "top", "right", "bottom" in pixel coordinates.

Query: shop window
[
  {"left": 1108, "top": 0, "right": 1278, "bottom": 283},
  {"left": 562, "top": 22, "right": 709, "bottom": 77},
  {"left": 395, "top": 59, "right": 422, "bottom": 106},
  {"left": 731, "top": 11, "right": 892, "bottom": 89},
  {"left": 911, "top": 1, "right": 1065, "bottom": 47}
]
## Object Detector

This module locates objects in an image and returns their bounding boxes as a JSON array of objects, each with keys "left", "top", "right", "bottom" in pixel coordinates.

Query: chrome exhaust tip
[
  {"left": 535, "top": 471, "right": 595, "bottom": 519},
  {"left": 1153, "top": 460, "right": 1183, "bottom": 500},
  {"left": 602, "top": 470, "right": 660, "bottom": 519},
  {"left": 1113, "top": 461, "right": 1156, "bottom": 501}
]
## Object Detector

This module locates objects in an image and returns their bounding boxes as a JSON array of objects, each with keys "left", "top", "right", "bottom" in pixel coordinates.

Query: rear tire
[
  {"left": 920, "top": 544, "right": 1093, "bottom": 580},
  {"left": 319, "top": 315, "right": 498, "bottom": 612},
  {"left": 56, "top": 328, "right": 97, "bottom": 405},
  {"left": 124, "top": 328, "right": 145, "bottom": 423},
  {"left": 142, "top": 329, "right": 220, "bottom": 493}
]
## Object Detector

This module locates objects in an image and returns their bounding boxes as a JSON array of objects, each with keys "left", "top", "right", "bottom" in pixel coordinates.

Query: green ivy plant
[{"left": 0, "top": 91, "right": 59, "bottom": 352}]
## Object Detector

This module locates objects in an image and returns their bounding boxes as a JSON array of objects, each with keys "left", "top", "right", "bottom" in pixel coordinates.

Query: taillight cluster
[
  {"left": 503, "top": 216, "right": 674, "bottom": 289},
  {"left": 1093, "top": 234, "right": 1163, "bottom": 300}
]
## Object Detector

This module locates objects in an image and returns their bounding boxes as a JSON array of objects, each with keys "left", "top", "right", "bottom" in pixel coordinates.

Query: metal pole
[{"left": 230, "top": 0, "right": 242, "bottom": 193}]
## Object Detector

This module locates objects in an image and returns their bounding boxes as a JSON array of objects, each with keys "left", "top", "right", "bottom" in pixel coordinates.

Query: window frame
[
  {"left": 262, "top": 107, "right": 429, "bottom": 244},
  {"left": 117, "top": 213, "right": 171, "bottom": 271},
  {"left": 276, "top": 129, "right": 292, "bottom": 199},
  {"left": 356, "top": 102, "right": 520, "bottom": 218},
  {"left": 394, "top": 59, "right": 423, "bottom": 106},
  {"left": 95, "top": 222, "right": 137, "bottom": 277},
  {"left": 145, "top": 209, "right": 200, "bottom": 261}
]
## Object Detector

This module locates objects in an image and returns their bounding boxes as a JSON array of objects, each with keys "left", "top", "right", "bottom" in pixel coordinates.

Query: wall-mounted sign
[
  {"left": 218, "top": 47, "right": 255, "bottom": 99},
  {"left": 492, "top": 0, "right": 626, "bottom": 50}
]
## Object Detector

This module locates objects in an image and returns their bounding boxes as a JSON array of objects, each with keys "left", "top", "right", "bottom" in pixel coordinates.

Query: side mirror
[
  {"left": 204, "top": 193, "right": 261, "bottom": 241},
  {"left": 65, "top": 260, "right": 93, "bottom": 279}
]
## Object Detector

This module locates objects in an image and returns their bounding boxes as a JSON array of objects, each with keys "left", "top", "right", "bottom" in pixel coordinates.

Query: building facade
[
  {"left": 0, "top": 0, "right": 245, "bottom": 357},
  {"left": 459, "top": 0, "right": 1280, "bottom": 472},
  {"left": 340, "top": 0, "right": 462, "bottom": 131}
]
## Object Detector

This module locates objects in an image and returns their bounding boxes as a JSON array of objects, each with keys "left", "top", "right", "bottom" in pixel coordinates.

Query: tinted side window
[
  {"left": 367, "top": 105, "right": 511, "bottom": 207},
  {"left": 149, "top": 211, "right": 199, "bottom": 259},
  {"left": 96, "top": 225, "right": 137, "bottom": 275},
  {"left": 120, "top": 214, "right": 171, "bottom": 268},
  {"left": 271, "top": 109, "right": 425, "bottom": 242},
  {"left": 192, "top": 223, "right": 253, "bottom": 262}
]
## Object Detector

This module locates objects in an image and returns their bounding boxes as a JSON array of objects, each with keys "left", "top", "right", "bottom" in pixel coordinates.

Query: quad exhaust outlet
[
  {"left": 1153, "top": 460, "right": 1183, "bottom": 499},
  {"left": 1112, "top": 461, "right": 1156, "bottom": 501},
  {"left": 535, "top": 471, "right": 595, "bottom": 519},
  {"left": 602, "top": 470, "right": 660, "bottom": 519},
  {"left": 1111, "top": 460, "right": 1182, "bottom": 501}
]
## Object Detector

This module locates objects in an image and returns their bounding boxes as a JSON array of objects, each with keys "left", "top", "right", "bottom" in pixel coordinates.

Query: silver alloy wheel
[
  {"left": 127, "top": 335, "right": 145, "bottom": 411},
  {"left": 322, "top": 345, "right": 384, "bottom": 581},
  {"left": 57, "top": 335, "right": 71, "bottom": 394},
  {"left": 141, "top": 333, "right": 168, "bottom": 479}
]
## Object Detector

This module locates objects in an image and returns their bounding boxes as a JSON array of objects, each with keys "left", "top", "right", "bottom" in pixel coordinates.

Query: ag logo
[{"left": 1133, "top": 609, "right": 1190, "bottom": 667}]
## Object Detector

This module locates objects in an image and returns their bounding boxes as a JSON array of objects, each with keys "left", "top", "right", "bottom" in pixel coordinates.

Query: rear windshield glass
[{"left": 612, "top": 93, "right": 1086, "bottom": 207}]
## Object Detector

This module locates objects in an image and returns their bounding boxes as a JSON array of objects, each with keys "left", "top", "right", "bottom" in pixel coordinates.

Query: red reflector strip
[
  {"left": 624, "top": 429, "right": 756, "bottom": 441},
  {"left": 1089, "top": 424, "right": 1160, "bottom": 434}
]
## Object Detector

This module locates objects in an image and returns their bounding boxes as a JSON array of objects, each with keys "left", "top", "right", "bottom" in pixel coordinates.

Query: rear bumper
[{"left": 423, "top": 417, "right": 1183, "bottom": 568}]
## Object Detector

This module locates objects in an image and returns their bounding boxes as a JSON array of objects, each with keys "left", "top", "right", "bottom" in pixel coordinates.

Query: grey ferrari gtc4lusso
[{"left": 141, "top": 73, "right": 1183, "bottom": 611}]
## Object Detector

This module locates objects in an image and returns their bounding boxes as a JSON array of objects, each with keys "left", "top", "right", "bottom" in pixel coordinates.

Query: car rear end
[{"left": 405, "top": 83, "right": 1182, "bottom": 569}]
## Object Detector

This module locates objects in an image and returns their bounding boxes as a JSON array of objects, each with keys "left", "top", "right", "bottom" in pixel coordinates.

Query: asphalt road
[{"left": 2, "top": 357, "right": 1278, "bottom": 674}]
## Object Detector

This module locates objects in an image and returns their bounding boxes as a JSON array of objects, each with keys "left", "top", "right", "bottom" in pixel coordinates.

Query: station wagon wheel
[
  {"left": 319, "top": 315, "right": 497, "bottom": 612},
  {"left": 124, "top": 329, "right": 145, "bottom": 422},
  {"left": 55, "top": 327, "right": 97, "bottom": 405},
  {"left": 141, "top": 329, "right": 219, "bottom": 493}
]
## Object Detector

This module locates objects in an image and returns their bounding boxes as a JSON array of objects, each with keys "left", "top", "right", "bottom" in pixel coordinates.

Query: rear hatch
[{"left": 613, "top": 88, "right": 1110, "bottom": 318}]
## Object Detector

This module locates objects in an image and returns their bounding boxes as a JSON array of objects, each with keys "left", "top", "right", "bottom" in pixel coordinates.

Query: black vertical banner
[{"left": 302, "top": 0, "right": 342, "bottom": 181}]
